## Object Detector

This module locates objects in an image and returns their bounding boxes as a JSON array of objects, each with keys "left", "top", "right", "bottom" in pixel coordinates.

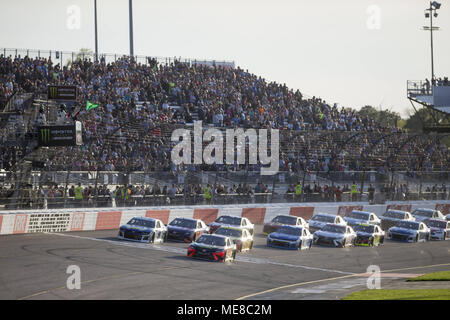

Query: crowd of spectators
[{"left": 0, "top": 53, "right": 448, "bottom": 179}]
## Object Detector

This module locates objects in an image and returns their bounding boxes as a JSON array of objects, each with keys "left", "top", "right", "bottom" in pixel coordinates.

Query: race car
[
  {"left": 187, "top": 234, "right": 237, "bottom": 262},
  {"left": 352, "top": 223, "right": 385, "bottom": 246},
  {"left": 387, "top": 221, "right": 431, "bottom": 243},
  {"left": 214, "top": 226, "right": 254, "bottom": 252},
  {"left": 118, "top": 217, "right": 168, "bottom": 243},
  {"left": 266, "top": 225, "right": 313, "bottom": 250},
  {"left": 313, "top": 223, "right": 357, "bottom": 247},
  {"left": 167, "top": 217, "right": 209, "bottom": 243},
  {"left": 343, "top": 210, "right": 381, "bottom": 227},
  {"left": 423, "top": 218, "right": 450, "bottom": 241},
  {"left": 380, "top": 209, "right": 415, "bottom": 231},
  {"left": 411, "top": 208, "right": 446, "bottom": 222},
  {"left": 263, "top": 215, "right": 309, "bottom": 235},
  {"left": 308, "top": 213, "right": 346, "bottom": 233},
  {"left": 208, "top": 215, "right": 255, "bottom": 235}
]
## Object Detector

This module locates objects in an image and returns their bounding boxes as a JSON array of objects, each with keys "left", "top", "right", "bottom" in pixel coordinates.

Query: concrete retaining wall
[{"left": 1, "top": 201, "right": 449, "bottom": 235}]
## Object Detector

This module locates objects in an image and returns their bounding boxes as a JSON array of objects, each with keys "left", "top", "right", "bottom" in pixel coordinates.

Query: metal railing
[
  {"left": 1, "top": 48, "right": 235, "bottom": 69},
  {"left": 0, "top": 170, "right": 448, "bottom": 211}
]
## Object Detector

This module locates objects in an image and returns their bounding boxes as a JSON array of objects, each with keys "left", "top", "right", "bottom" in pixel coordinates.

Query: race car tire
[
  {"left": 414, "top": 235, "right": 419, "bottom": 243},
  {"left": 308, "top": 240, "right": 312, "bottom": 249},
  {"left": 297, "top": 241, "right": 302, "bottom": 250},
  {"left": 249, "top": 241, "right": 253, "bottom": 250},
  {"left": 370, "top": 238, "right": 374, "bottom": 247},
  {"left": 163, "top": 232, "right": 168, "bottom": 243},
  {"left": 340, "top": 239, "right": 346, "bottom": 248},
  {"left": 151, "top": 233, "right": 155, "bottom": 243}
]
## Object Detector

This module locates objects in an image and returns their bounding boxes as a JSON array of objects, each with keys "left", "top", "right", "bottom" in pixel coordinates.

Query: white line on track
[{"left": 48, "top": 232, "right": 354, "bottom": 275}]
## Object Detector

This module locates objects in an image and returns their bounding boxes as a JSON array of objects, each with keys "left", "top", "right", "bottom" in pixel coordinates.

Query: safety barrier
[{"left": 0, "top": 201, "right": 449, "bottom": 235}]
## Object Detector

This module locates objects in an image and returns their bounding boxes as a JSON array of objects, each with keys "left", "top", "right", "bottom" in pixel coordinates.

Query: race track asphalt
[{"left": 1, "top": 225, "right": 449, "bottom": 300}]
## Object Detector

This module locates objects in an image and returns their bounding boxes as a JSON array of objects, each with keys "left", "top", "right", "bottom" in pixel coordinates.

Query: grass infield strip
[
  {"left": 342, "top": 289, "right": 450, "bottom": 300},
  {"left": 407, "top": 271, "right": 450, "bottom": 282}
]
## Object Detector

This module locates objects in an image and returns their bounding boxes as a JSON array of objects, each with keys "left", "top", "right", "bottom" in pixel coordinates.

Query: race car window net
[
  {"left": 127, "top": 218, "right": 155, "bottom": 228},
  {"left": 352, "top": 224, "right": 375, "bottom": 233},
  {"left": 346, "top": 212, "right": 369, "bottom": 220},
  {"left": 272, "top": 216, "right": 297, "bottom": 225},
  {"left": 412, "top": 210, "right": 434, "bottom": 217},
  {"left": 311, "top": 215, "right": 335, "bottom": 223},
  {"left": 169, "top": 219, "right": 196, "bottom": 229},
  {"left": 216, "top": 216, "right": 241, "bottom": 225},
  {"left": 396, "top": 221, "right": 420, "bottom": 230},
  {"left": 277, "top": 226, "right": 302, "bottom": 236},
  {"left": 196, "top": 235, "right": 226, "bottom": 247},
  {"left": 321, "top": 225, "right": 346, "bottom": 234},
  {"left": 215, "top": 228, "right": 242, "bottom": 237},
  {"left": 383, "top": 211, "right": 405, "bottom": 219}
]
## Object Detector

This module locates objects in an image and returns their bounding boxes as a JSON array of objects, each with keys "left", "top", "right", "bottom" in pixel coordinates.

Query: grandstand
[{"left": 0, "top": 49, "right": 448, "bottom": 210}]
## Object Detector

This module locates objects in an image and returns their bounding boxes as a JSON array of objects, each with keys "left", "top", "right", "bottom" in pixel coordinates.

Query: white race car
[
  {"left": 411, "top": 208, "right": 446, "bottom": 222},
  {"left": 308, "top": 213, "right": 346, "bottom": 233},
  {"left": 209, "top": 215, "right": 255, "bottom": 235},
  {"left": 343, "top": 210, "right": 381, "bottom": 227},
  {"left": 423, "top": 218, "right": 450, "bottom": 241},
  {"left": 313, "top": 223, "right": 357, "bottom": 247}
]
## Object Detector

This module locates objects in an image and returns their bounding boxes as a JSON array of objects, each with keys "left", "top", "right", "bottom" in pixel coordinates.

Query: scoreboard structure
[
  {"left": 38, "top": 121, "right": 83, "bottom": 147},
  {"left": 47, "top": 85, "right": 77, "bottom": 101}
]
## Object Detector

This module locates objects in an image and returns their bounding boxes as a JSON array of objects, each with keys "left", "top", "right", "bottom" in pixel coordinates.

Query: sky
[{"left": 1, "top": 0, "right": 449, "bottom": 118}]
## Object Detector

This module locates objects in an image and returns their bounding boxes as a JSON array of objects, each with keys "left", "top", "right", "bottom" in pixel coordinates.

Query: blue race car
[
  {"left": 266, "top": 225, "right": 313, "bottom": 250},
  {"left": 387, "top": 221, "right": 431, "bottom": 243},
  {"left": 167, "top": 217, "right": 209, "bottom": 243},
  {"left": 118, "top": 217, "right": 168, "bottom": 244}
]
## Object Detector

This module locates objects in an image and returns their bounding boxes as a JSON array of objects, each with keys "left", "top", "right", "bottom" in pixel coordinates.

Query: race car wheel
[
  {"left": 341, "top": 239, "right": 346, "bottom": 248},
  {"left": 249, "top": 241, "right": 253, "bottom": 250},
  {"left": 151, "top": 233, "right": 155, "bottom": 243},
  {"left": 308, "top": 240, "right": 312, "bottom": 249},
  {"left": 370, "top": 238, "right": 374, "bottom": 247},
  {"left": 414, "top": 235, "right": 419, "bottom": 243},
  {"left": 163, "top": 232, "right": 168, "bottom": 243},
  {"left": 297, "top": 241, "right": 302, "bottom": 250}
]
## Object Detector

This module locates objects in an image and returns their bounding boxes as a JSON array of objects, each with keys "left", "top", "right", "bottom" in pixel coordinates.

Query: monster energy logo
[
  {"left": 48, "top": 86, "right": 58, "bottom": 99},
  {"left": 41, "top": 128, "right": 51, "bottom": 144}
]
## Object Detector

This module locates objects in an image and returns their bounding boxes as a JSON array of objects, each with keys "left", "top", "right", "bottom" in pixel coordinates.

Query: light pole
[
  {"left": 129, "top": 0, "right": 134, "bottom": 58},
  {"left": 94, "top": 0, "right": 98, "bottom": 62},
  {"left": 424, "top": 1, "right": 441, "bottom": 83}
]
